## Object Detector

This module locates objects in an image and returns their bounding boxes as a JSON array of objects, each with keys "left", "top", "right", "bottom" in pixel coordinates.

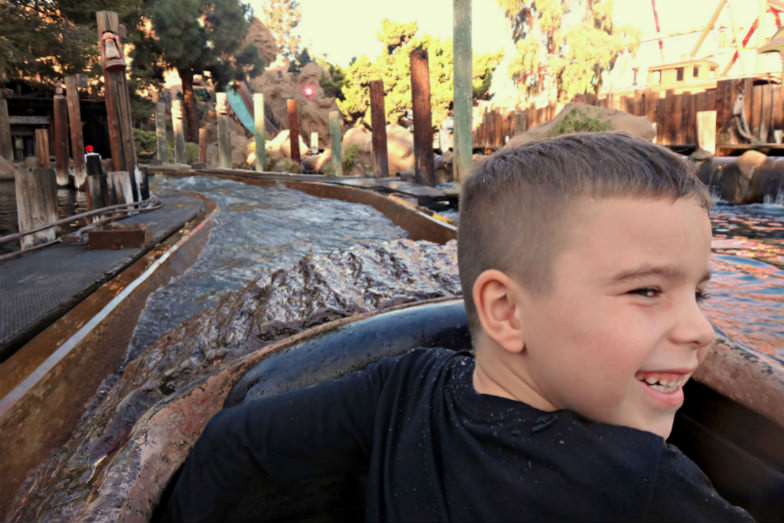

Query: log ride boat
[{"left": 0, "top": 168, "right": 782, "bottom": 522}]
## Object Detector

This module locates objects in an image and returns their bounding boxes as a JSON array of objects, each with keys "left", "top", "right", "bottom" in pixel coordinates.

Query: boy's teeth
[{"left": 635, "top": 371, "right": 688, "bottom": 392}]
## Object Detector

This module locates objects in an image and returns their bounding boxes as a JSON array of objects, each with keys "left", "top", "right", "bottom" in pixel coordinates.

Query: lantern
[{"left": 100, "top": 31, "right": 126, "bottom": 73}]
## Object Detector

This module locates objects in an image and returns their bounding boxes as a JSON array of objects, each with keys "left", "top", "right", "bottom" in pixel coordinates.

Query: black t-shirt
[{"left": 165, "top": 348, "right": 753, "bottom": 522}]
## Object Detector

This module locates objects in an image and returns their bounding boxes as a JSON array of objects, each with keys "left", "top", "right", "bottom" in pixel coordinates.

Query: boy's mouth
[{"left": 634, "top": 371, "right": 690, "bottom": 394}]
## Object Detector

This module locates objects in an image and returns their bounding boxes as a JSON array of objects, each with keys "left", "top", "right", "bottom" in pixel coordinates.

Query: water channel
[{"left": 0, "top": 175, "right": 782, "bottom": 361}]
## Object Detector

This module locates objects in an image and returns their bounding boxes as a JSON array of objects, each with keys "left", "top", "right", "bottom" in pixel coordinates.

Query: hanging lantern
[{"left": 100, "top": 31, "right": 126, "bottom": 73}]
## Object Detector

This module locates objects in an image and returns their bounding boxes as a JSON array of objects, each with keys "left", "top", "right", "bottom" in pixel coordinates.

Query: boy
[{"left": 163, "top": 132, "right": 752, "bottom": 521}]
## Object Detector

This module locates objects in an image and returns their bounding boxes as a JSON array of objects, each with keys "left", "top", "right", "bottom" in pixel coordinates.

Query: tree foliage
[
  {"left": 145, "top": 0, "right": 264, "bottom": 140},
  {"left": 337, "top": 19, "right": 503, "bottom": 129},
  {"left": 259, "top": 0, "right": 301, "bottom": 58},
  {"left": 497, "top": 0, "right": 640, "bottom": 103},
  {"left": 0, "top": 0, "right": 139, "bottom": 83}
]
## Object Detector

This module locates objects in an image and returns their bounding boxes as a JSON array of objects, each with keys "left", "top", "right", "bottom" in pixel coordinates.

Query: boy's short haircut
[{"left": 457, "top": 131, "right": 712, "bottom": 335}]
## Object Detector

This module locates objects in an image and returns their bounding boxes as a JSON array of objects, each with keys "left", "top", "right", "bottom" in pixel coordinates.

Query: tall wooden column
[
  {"left": 453, "top": 0, "right": 472, "bottom": 188},
  {"left": 254, "top": 93, "right": 266, "bottom": 171},
  {"left": 156, "top": 101, "right": 168, "bottom": 163},
  {"left": 369, "top": 80, "right": 389, "bottom": 177},
  {"left": 329, "top": 110, "right": 343, "bottom": 177},
  {"left": 53, "top": 85, "right": 70, "bottom": 186},
  {"left": 35, "top": 129, "right": 50, "bottom": 167},
  {"left": 64, "top": 75, "right": 86, "bottom": 189},
  {"left": 410, "top": 49, "right": 435, "bottom": 186},
  {"left": 96, "top": 11, "right": 138, "bottom": 200},
  {"left": 216, "top": 93, "right": 231, "bottom": 168},
  {"left": 287, "top": 99, "right": 301, "bottom": 163},
  {"left": 172, "top": 99, "right": 186, "bottom": 164},
  {"left": 0, "top": 89, "right": 12, "bottom": 161}
]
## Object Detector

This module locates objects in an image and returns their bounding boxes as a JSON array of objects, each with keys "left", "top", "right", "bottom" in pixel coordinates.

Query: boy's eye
[
  {"left": 630, "top": 287, "right": 660, "bottom": 298},
  {"left": 695, "top": 289, "right": 711, "bottom": 304}
]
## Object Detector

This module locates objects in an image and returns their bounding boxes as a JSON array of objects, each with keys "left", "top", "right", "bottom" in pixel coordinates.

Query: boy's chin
[{"left": 625, "top": 414, "right": 676, "bottom": 440}]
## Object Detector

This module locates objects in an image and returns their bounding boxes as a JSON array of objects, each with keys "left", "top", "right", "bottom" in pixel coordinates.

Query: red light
[{"left": 303, "top": 86, "right": 314, "bottom": 98}]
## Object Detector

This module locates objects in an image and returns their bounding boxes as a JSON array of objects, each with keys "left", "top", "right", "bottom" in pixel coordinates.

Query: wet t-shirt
[{"left": 164, "top": 348, "right": 753, "bottom": 522}]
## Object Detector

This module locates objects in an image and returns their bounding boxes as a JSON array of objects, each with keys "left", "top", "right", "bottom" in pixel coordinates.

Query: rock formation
[
  {"left": 341, "top": 124, "right": 416, "bottom": 177},
  {"left": 505, "top": 102, "right": 657, "bottom": 147}
]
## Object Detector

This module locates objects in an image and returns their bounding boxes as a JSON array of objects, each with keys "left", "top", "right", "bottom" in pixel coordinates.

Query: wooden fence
[{"left": 473, "top": 78, "right": 784, "bottom": 151}]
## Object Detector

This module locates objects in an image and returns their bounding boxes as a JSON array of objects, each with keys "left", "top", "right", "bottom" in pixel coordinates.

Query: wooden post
[
  {"left": 198, "top": 128, "right": 208, "bottom": 164},
  {"left": 85, "top": 150, "right": 109, "bottom": 209},
  {"left": 253, "top": 92, "right": 266, "bottom": 171},
  {"left": 156, "top": 101, "right": 168, "bottom": 163},
  {"left": 96, "top": 11, "right": 137, "bottom": 199},
  {"left": 35, "top": 129, "right": 50, "bottom": 168},
  {"left": 369, "top": 79, "right": 389, "bottom": 177},
  {"left": 65, "top": 75, "right": 86, "bottom": 189},
  {"left": 172, "top": 99, "right": 186, "bottom": 164},
  {"left": 15, "top": 167, "right": 58, "bottom": 249},
  {"left": 0, "top": 89, "right": 12, "bottom": 161},
  {"left": 410, "top": 49, "right": 435, "bottom": 186},
  {"left": 329, "top": 110, "right": 342, "bottom": 177},
  {"left": 216, "top": 93, "right": 231, "bottom": 168},
  {"left": 696, "top": 111, "right": 717, "bottom": 155},
  {"left": 108, "top": 171, "right": 133, "bottom": 205},
  {"left": 287, "top": 99, "right": 301, "bottom": 163},
  {"left": 53, "top": 86, "right": 69, "bottom": 186}
]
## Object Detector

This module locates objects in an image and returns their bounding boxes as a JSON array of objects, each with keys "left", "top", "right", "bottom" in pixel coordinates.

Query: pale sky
[{"left": 247, "top": 0, "right": 767, "bottom": 67}]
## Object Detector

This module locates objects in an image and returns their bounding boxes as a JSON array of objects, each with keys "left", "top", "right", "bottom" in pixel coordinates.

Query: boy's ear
[{"left": 472, "top": 269, "right": 526, "bottom": 354}]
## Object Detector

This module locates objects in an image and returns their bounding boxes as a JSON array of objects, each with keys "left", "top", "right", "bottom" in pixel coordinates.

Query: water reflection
[{"left": 708, "top": 203, "right": 783, "bottom": 359}]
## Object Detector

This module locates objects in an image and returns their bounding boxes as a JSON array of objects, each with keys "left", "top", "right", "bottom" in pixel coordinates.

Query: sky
[{"left": 246, "top": 0, "right": 769, "bottom": 68}]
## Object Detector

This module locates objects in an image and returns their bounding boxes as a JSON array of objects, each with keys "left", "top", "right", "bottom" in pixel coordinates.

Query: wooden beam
[
  {"left": 216, "top": 93, "right": 231, "bottom": 168},
  {"left": 97, "top": 11, "right": 137, "bottom": 200},
  {"left": 254, "top": 93, "right": 266, "bottom": 171},
  {"left": 410, "top": 48, "right": 435, "bottom": 186},
  {"left": 15, "top": 167, "right": 58, "bottom": 249},
  {"left": 287, "top": 99, "right": 301, "bottom": 163},
  {"left": 34, "top": 129, "right": 50, "bottom": 168},
  {"left": 453, "top": 0, "right": 472, "bottom": 188},
  {"left": 199, "top": 128, "right": 208, "bottom": 164},
  {"left": 172, "top": 99, "right": 186, "bottom": 164},
  {"left": 53, "top": 87, "right": 70, "bottom": 186},
  {"left": 369, "top": 79, "right": 389, "bottom": 177},
  {"left": 0, "top": 90, "right": 11, "bottom": 162},
  {"left": 64, "top": 75, "right": 86, "bottom": 188},
  {"left": 156, "top": 102, "right": 168, "bottom": 163},
  {"left": 329, "top": 110, "right": 343, "bottom": 177}
]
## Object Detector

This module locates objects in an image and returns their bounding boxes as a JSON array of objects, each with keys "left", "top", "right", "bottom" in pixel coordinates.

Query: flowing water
[
  {"left": 127, "top": 174, "right": 410, "bottom": 357},
  {"left": 0, "top": 177, "right": 782, "bottom": 361}
]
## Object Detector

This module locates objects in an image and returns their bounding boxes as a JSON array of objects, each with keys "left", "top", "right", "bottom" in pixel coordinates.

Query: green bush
[
  {"left": 134, "top": 128, "right": 158, "bottom": 160},
  {"left": 342, "top": 143, "right": 359, "bottom": 174},
  {"left": 548, "top": 108, "right": 611, "bottom": 137}
]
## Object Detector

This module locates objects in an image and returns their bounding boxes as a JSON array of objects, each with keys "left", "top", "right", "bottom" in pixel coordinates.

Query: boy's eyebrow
[{"left": 606, "top": 265, "right": 712, "bottom": 284}]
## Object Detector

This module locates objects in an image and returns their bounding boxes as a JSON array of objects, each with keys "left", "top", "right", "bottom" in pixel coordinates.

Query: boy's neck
[{"left": 472, "top": 342, "right": 557, "bottom": 412}]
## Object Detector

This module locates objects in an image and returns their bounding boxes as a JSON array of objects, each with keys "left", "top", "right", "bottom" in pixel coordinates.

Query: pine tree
[
  {"left": 148, "top": 0, "right": 265, "bottom": 141},
  {"left": 259, "top": 0, "right": 301, "bottom": 58}
]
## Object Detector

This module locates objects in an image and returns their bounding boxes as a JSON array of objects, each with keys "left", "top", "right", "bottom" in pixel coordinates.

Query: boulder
[
  {"left": 342, "top": 127, "right": 373, "bottom": 176},
  {"left": 244, "top": 17, "right": 279, "bottom": 64},
  {"left": 385, "top": 124, "right": 415, "bottom": 176},
  {"left": 265, "top": 129, "right": 309, "bottom": 164},
  {"left": 506, "top": 102, "right": 656, "bottom": 148},
  {"left": 249, "top": 59, "right": 341, "bottom": 151}
]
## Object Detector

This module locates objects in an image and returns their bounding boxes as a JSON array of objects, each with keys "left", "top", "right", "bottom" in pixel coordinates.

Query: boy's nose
[{"left": 670, "top": 298, "right": 715, "bottom": 349}]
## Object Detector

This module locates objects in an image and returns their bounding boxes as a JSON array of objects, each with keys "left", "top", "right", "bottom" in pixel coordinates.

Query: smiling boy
[{"left": 163, "top": 132, "right": 753, "bottom": 522}]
